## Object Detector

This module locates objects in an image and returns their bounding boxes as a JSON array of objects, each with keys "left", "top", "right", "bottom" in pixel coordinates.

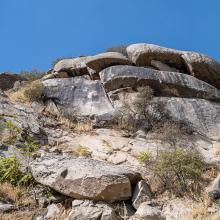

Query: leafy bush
[
  {"left": 137, "top": 151, "right": 151, "bottom": 164},
  {"left": 153, "top": 148, "right": 205, "bottom": 196},
  {"left": 0, "top": 156, "right": 34, "bottom": 187}
]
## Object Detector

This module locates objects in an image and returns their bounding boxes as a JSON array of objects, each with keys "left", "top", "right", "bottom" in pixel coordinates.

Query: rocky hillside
[{"left": 0, "top": 43, "right": 220, "bottom": 220}]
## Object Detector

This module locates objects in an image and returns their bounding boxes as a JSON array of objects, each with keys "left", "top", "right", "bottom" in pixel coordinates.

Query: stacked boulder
[{"left": 42, "top": 43, "right": 220, "bottom": 140}]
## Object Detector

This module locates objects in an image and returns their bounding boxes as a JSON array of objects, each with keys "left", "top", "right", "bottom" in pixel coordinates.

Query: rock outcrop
[
  {"left": 30, "top": 155, "right": 141, "bottom": 202},
  {"left": 127, "top": 43, "right": 220, "bottom": 89},
  {"left": 43, "top": 77, "right": 114, "bottom": 116},
  {"left": 100, "top": 65, "right": 220, "bottom": 101}
]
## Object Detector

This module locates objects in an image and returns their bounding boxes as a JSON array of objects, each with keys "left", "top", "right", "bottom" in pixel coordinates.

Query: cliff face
[{"left": 0, "top": 43, "right": 220, "bottom": 219}]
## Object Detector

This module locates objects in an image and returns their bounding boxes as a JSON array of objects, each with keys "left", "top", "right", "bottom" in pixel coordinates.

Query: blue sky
[{"left": 0, "top": 0, "right": 220, "bottom": 73}]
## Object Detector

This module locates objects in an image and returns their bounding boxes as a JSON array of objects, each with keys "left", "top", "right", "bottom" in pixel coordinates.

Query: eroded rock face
[
  {"left": 126, "top": 43, "right": 220, "bottom": 89},
  {"left": 86, "top": 52, "right": 132, "bottom": 78},
  {"left": 153, "top": 97, "right": 220, "bottom": 140},
  {"left": 30, "top": 155, "right": 141, "bottom": 202},
  {"left": 43, "top": 77, "right": 114, "bottom": 116},
  {"left": 99, "top": 65, "right": 220, "bottom": 102}
]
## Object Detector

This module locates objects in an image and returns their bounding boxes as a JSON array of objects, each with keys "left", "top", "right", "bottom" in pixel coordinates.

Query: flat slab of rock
[
  {"left": 127, "top": 43, "right": 220, "bottom": 89},
  {"left": 43, "top": 77, "right": 114, "bottom": 116},
  {"left": 100, "top": 65, "right": 220, "bottom": 102},
  {"left": 31, "top": 155, "right": 141, "bottom": 202},
  {"left": 86, "top": 52, "right": 132, "bottom": 78}
]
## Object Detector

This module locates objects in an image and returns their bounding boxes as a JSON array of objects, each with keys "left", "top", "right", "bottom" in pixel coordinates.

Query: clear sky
[{"left": 0, "top": 0, "right": 220, "bottom": 73}]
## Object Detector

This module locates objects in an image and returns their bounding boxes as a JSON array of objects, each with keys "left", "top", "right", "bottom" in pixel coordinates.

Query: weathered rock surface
[
  {"left": 99, "top": 65, "right": 220, "bottom": 101},
  {"left": 0, "top": 72, "right": 24, "bottom": 91},
  {"left": 153, "top": 97, "right": 220, "bottom": 140},
  {"left": 126, "top": 43, "right": 220, "bottom": 89},
  {"left": 43, "top": 77, "right": 114, "bottom": 116},
  {"left": 86, "top": 52, "right": 132, "bottom": 78},
  {"left": 53, "top": 57, "right": 90, "bottom": 77},
  {"left": 131, "top": 202, "right": 163, "bottom": 220},
  {"left": 68, "top": 200, "right": 118, "bottom": 220},
  {"left": 31, "top": 155, "right": 141, "bottom": 202},
  {"left": 132, "top": 180, "right": 152, "bottom": 209}
]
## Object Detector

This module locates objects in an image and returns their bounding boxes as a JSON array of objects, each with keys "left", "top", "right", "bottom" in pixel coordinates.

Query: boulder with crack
[
  {"left": 99, "top": 65, "right": 220, "bottom": 102},
  {"left": 30, "top": 155, "right": 141, "bottom": 202},
  {"left": 126, "top": 43, "right": 220, "bottom": 89}
]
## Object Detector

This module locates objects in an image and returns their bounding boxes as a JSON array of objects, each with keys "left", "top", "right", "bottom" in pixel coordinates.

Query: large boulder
[
  {"left": 43, "top": 77, "right": 114, "bottom": 116},
  {"left": 127, "top": 43, "right": 184, "bottom": 70},
  {"left": 126, "top": 43, "right": 220, "bottom": 89},
  {"left": 30, "top": 155, "right": 141, "bottom": 202},
  {"left": 86, "top": 52, "right": 132, "bottom": 78},
  {"left": 99, "top": 65, "right": 220, "bottom": 102},
  {"left": 0, "top": 72, "right": 24, "bottom": 91},
  {"left": 52, "top": 57, "right": 90, "bottom": 77}
]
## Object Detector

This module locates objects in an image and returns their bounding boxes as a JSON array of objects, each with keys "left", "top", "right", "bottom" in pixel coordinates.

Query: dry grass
[
  {"left": 0, "top": 183, "right": 42, "bottom": 220},
  {"left": 58, "top": 116, "right": 93, "bottom": 133},
  {"left": 6, "top": 81, "right": 44, "bottom": 103}
]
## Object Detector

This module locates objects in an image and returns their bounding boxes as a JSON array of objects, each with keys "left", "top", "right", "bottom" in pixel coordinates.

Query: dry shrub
[{"left": 7, "top": 81, "right": 44, "bottom": 103}]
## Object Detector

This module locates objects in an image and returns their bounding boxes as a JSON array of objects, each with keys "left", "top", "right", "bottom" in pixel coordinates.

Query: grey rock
[
  {"left": 132, "top": 180, "right": 152, "bottom": 209},
  {"left": 208, "top": 175, "right": 220, "bottom": 201},
  {"left": 68, "top": 200, "right": 118, "bottom": 220},
  {"left": 153, "top": 97, "right": 220, "bottom": 140},
  {"left": 132, "top": 202, "right": 163, "bottom": 220},
  {"left": 0, "top": 202, "right": 14, "bottom": 212},
  {"left": 126, "top": 43, "right": 220, "bottom": 89},
  {"left": 43, "top": 77, "right": 114, "bottom": 116},
  {"left": 31, "top": 155, "right": 141, "bottom": 202},
  {"left": 44, "top": 203, "right": 60, "bottom": 219},
  {"left": 86, "top": 52, "right": 132, "bottom": 79},
  {"left": 99, "top": 65, "right": 220, "bottom": 102},
  {"left": 53, "top": 57, "right": 90, "bottom": 77},
  {"left": 127, "top": 43, "right": 184, "bottom": 69},
  {"left": 151, "top": 60, "right": 180, "bottom": 72}
]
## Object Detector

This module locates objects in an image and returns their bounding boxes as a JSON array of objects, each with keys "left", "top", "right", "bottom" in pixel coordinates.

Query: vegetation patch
[
  {"left": 7, "top": 81, "right": 45, "bottom": 103},
  {"left": 153, "top": 148, "right": 205, "bottom": 196}
]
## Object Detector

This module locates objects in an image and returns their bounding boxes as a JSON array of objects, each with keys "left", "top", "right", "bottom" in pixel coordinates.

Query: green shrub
[
  {"left": 153, "top": 148, "right": 205, "bottom": 195},
  {"left": 137, "top": 151, "right": 151, "bottom": 164},
  {"left": 77, "top": 145, "right": 91, "bottom": 157},
  {"left": 0, "top": 156, "right": 34, "bottom": 187}
]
